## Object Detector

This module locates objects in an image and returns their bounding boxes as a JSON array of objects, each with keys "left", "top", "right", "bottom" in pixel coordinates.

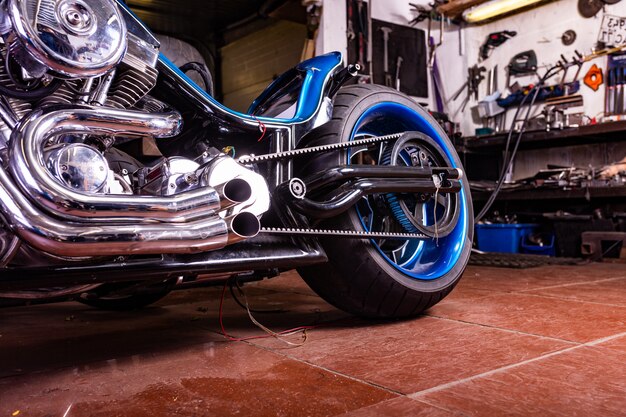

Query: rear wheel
[{"left": 296, "top": 85, "right": 473, "bottom": 318}]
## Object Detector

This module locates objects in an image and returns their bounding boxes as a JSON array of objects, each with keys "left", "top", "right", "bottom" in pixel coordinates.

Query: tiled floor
[{"left": 1, "top": 262, "right": 626, "bottom": 416}]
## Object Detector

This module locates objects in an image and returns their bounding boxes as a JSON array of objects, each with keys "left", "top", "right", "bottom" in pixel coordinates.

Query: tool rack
[{"left": 456, "top": 121, "right": 626, "bottom": 206}]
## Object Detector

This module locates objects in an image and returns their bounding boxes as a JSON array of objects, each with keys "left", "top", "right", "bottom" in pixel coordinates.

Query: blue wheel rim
[{"left": 349, "top": 102, "right": 468, "bottom": 280}]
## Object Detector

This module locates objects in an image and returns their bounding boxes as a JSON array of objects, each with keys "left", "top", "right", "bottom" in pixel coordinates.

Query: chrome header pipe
[
  {"left": 0, "top": 165, "right": 259, "bottom": 256},
  {"left": 8, "top": 105, "right": 226, "bottom": 221}
]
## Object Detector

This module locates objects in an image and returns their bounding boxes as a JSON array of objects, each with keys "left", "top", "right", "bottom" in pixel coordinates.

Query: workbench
[{"left": 456, "top": 121, "right": 626, "bottom": 257}]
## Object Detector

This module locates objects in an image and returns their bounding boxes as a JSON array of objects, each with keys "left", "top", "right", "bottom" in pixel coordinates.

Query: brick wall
[{"left": 221, "top": 20, "right": 307, "bottom": 112}]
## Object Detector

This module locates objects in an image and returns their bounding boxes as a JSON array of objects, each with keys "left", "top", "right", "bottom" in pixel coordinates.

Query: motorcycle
[{"left": 0, "top": 0, "right": 473, "bottom": 318}]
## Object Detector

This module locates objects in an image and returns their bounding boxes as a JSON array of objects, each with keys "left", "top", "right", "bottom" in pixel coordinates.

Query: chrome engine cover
[
  {"left": 45, "top": 143, "right": 109, "bottom": 193},
  {"left": 2, "top": 0, "right": 127, "bottom": 78}
]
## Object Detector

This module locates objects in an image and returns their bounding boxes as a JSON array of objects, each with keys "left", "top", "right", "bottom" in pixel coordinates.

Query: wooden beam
[{"left": 436, "top": 0, "right": 490, "bottom": 17}]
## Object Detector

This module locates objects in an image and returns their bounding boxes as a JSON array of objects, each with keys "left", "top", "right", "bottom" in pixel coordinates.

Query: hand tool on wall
[
  {"left": 429, "top": 36, "right": 447, "bottom": 113},
  {"left": 618, "top": 67, "right": 624, "bottom": 114},
  {"left": 506, "top": 50, "right": 537, "bottom": 88},
  {"left": 395, "top": 55, "right": 403, "bottom": 91},
  {"left": 479, "top": 30, "right": 517, "bottom": 61},
  {"left": 380, "top": 26, "right": 393, "bottom": 87},
  {"left": 508, "top": 50, "right": 537, "bottom": 75},
  {"left": 409, "top": 2, "right": 444, "bottom": 67},
  {"left": 621, "top": 67, "right": 626, "bottom": 113},
  {"left": 450, "top": 64, "right": 486, "bottom": 111},
  {"left": 606, "top": 67, "right": 615, "bottom": 114}
]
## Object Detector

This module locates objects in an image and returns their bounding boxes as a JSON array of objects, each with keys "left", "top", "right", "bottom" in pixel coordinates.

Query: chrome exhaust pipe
[
  {"left": 215, "top": 178, "right": 253, "bottom": 211},
  {"left": 0, "top": 165, "right": 260, "bottom": 256},
  {"left": 226, "top": 211, "right": 261, "bottom": 245},
  {"left": 9, "top": 105, "right": 226, "bottom": 221}
]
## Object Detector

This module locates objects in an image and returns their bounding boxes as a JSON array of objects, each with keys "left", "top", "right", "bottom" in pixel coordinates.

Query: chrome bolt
[
  {"left": 66, "top": 11, "right": 82, "bottom": 26},
  {"left": 184, "top": 173, "right": 198, "bottom": 185}
]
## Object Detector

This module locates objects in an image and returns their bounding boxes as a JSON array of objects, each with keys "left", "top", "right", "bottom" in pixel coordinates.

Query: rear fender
[{"left": 247, "top": 52, "right": 343, "bottom": 123}]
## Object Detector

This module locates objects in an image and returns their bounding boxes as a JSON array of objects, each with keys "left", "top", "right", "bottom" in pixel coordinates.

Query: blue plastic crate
[{"left": 475, "top": 223, "right": 538, "bottom": 253}]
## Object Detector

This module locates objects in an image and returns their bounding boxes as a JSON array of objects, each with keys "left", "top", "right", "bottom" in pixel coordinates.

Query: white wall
[
  {"left": 318, "top": 0, "right": 626, "bottom": 135},
  {"left": 317, "top": 0, "right": 466, "bottom": 111},
  {"left": 458, "top": 0, "right": 626, "bottom": 135}
]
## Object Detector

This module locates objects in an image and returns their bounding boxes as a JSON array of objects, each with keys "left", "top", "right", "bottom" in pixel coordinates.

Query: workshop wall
[
  {"left": 456, "top": 0, "right": 626, "bottom": 136},
  {"left": 317, "top": 0, "right": 466, "bottom": 110},
  {"left": 221, "top": 20, "right": 307, "bottom": 111},
  {"left": 318, "top": 0, "right": 626, "bottom": 140}
]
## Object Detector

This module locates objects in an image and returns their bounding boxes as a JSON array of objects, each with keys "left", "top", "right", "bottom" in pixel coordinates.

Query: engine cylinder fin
[
  {"left": 105, "top": 64, "right": 158, "bottom": 109},
  {"left": 38, "top": 79, "right": 81, "bottom": 106}
]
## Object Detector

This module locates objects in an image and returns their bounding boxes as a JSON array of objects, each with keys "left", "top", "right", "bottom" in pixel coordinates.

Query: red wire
[
  {"left": 252, "top": 116, "right": 267, "bottom": 142},
  {"left": 218, "top": 279, "right": 320, "bottom": 342}
]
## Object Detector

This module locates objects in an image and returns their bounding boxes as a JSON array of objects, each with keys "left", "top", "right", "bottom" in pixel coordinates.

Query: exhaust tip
[
  {"left": 223, "top": 178, "right": 252, "bottom": 203},
  {"left": 228, "top": 211, "right": 260, "bottom": 244},
  {"left": 217, "top": 178, "right": 253, "bottom": 211}
]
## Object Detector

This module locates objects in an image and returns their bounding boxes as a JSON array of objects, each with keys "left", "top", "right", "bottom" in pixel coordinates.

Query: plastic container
[
  {"left": 520, "top": 233, "right": 556, "bottom": 256},
  {"left": 475, "top": 223, "right": 538, "bottom": 253}
]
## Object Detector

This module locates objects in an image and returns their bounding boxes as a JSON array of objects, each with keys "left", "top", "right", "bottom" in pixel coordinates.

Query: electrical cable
[
  {"left": 0, "top": 48, "right": 62, "bottom": 100},
  {"left": 474, "top": 90, "right": 534, "bottom": 222},
  {"left": 474, "top": 64, "right": 562, "bottom": 222},
  {"left": 252, "top": 115, "right": 267, "bottom": 142},
  {"left": 4, "top": 55, "right": 39, "bottom": 90},
  {"left": 0, "top": 76, "right": 62, "bottom": 101},
  {"left": 218, "top": 278, "right": 318, "bottom": 345},
  {"left": 228, "top": 279, "right": 285, "bottom": 313},
  {"left": 179, "top": 61, "right": 214, "bottom": 96},
  {"left": 475, "top": 87, "right": 540, "bottom": 222}
]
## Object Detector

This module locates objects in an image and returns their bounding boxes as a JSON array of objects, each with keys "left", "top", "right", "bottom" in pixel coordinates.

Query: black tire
[
  {"left": 75, "top": 281, "right": 174, "bottom": 311},
  {"left": 296, "top": 84, "right": 473, "bottom": 318}
]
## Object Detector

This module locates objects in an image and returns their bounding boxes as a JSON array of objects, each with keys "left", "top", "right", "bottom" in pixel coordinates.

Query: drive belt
[
  {"left": 247, "top": 132, "right": 429, "bottom": 239},
  {"left": 237, "top": 133, "right": 403, "bottom": 164},
  {"left": 260, "top": 226, "right": 428, "bottom": 240}
]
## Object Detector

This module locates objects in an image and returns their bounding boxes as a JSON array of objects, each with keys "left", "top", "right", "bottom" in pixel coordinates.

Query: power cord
[
  {"left": 474, "top": 64, "right": 563, "bottom": 222},
  {"left": 218, "top": 277, "right": 317, "bottom": 346}
]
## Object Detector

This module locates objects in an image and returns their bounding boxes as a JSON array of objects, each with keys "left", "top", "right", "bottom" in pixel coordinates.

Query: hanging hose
[
  {"left": 0, "top": 78, "right": 63, "bottom": 101},
  {"left": 180, "top": 62, "right": 214, "bottom": 96},
  {"left": 474, "top": 64, "right": 563, "bottom": 223},
  {"left": 0, "top": 50, "right": 63, "bottom": 100}
]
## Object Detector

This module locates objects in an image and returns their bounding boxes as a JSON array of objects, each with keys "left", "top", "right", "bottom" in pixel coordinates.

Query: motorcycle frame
[{"left": 0, "top": 45, "right": 346, "bottom": 290}]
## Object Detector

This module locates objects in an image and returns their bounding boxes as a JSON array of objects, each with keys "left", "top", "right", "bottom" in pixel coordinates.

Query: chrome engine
[{"left": 0, "top": 0, "right": 271, "bottom": 265}]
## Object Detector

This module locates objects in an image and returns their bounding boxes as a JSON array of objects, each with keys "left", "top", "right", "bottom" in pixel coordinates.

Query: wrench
[
  {"left": 380, "top": 26, "right": 393, "bottom": 87},
  {"left": 395, "top": 56, "right": 403, "bottom": 91}
]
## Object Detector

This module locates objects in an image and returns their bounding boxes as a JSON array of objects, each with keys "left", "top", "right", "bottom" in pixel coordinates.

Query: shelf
[
  {"left": 471, "top": 185, "right": 626, "bottom": 201},
  {"left": 457, "top": 120, "right": 626, "bottom": 153}
]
